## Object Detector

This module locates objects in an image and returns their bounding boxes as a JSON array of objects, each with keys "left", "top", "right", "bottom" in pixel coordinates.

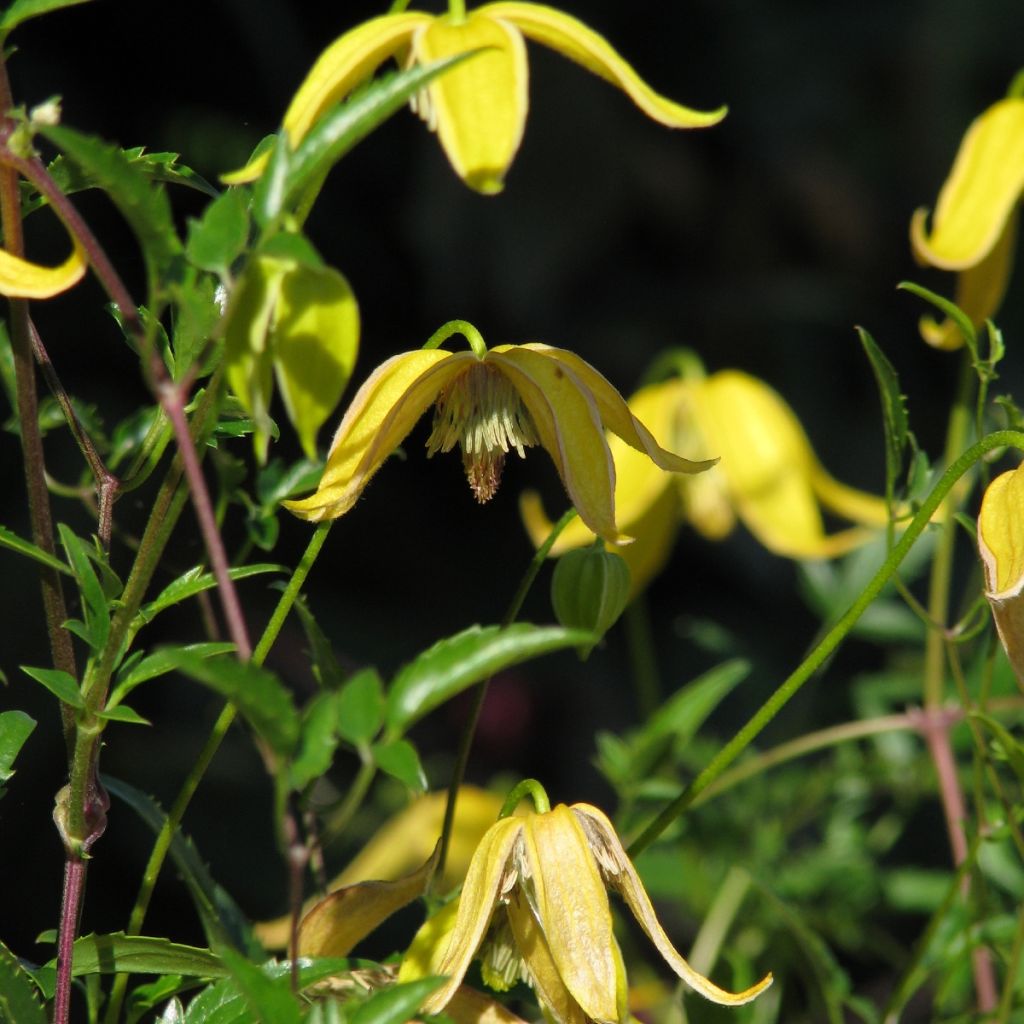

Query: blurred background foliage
[{"left": 2, "top": 1, "right": 1023, "bottom": 1019}]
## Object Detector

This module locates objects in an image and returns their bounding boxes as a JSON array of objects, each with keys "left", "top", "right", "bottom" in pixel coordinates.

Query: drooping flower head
[
  {"left": 522, "top": 363, "right": 890, "bottom": 594},
  {"left": 399, "top": 796, "right": 772, "bottom": 1018},
  {"left": 910, "top": 75, "right": 1024, "bottom": 349},
  {"left": 283, "top": 324, "right": 715, "bottom": 545},
  {"left": 225, "top": 2, "right": 726, "bottom": 194}
]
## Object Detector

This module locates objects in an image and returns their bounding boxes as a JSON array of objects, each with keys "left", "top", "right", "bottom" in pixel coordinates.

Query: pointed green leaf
[
  {"left": 898, "top": 280, "right": 978, "bottom": 357},
  {"left": 251, "top": 134, "right": 292, "bottom": 229},
  {"left": 336, "top": 668, "right": 385, "bottom": 745},
  {"left": 289, "top": 691, "right": 340, "bottom": 792},
  {"left": 186, "top": 188, "right": 250, "bottom": 275},
  {"left": 217, "top": 949, "right": 301, "bottom": 1024},
  {"left": 858, "top": 327, "right": 909, "bottom": 497},
  {"left": 96, "top": 705, "right": 151, "bottom": 726},
  {"left": 110, "top": 642, "right": 236, "bottom": 706},
  {"left": 371, "top": 739, "right": 426, "bottom": 792},
  {"left": 349, "top": 977, "right": 445, "bottom": 1024},
  {"left": 386, "top": 623, "right": 594, "bottom": 732},
  {"left": 292, "top": 597, "right": 344, "bottom": 689},
  {"left": 272, "top": 261, "right": 359, "bottom": 459},
  {"left": 58, "top": 524, "right": 110, "bottom": 651},
  {"left": 0, "top": 710, "right": 36, "bottom": 784},
  {"left": 38, "top": 124, "right": 182, "bottom": 293},
  {"left": 135, "top": 563, "right": 283, "bottom": 628},
  {"left": 46, "top": 934, "right": 227, "bottom": 979},
  {"left": 0, "top": 940, "right": 47, "bottom": 1024},
  {"left": 21, "top": 666, "right": 83, "bottom": 708},
  {"left": 0, "top": 523, "right": 71, "bottom": 575},
  {"left": 103, "top": 775, "right": 259, "bottom": 956},
  {"left": 169, "top": 269, "right": 223, "bottom": 380},
  {"left": 0, "top": 0, "right": 91, "bottom": 34},
  {"left": 173, "top": 652, "right": 299, "bottom": 757}
]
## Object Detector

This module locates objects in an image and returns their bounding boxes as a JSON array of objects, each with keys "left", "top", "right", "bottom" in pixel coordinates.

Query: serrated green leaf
[
  {"left": 0, "top": 940, "right": 47, "bottom": 1024},
  {"left": 371, "top": 739, "right": 426, "bottom": 792},
  {"left": 168, "top": 270, "right": 223, "bottom": 381},
  {"left": 285, "top": 55, "right": 474, "bottom": 209},
  {"left": 45, "top": 934, "right": 226, "bottom": 979},
  {"left": 58, "top": 524, "right": 110, "bottom": 651},
  {"left": 273, "top": 261, "right": 359, "bottom": 459},
  {"left": 0, "top": 710, "right": 35, "bottom": 785},
  {"left": 0, "top": 0, "right": 91, "bottom": 34},
  {"left": 97, "top": 705, "right": 150, "bottom": 726},
  {"left": 37, "top": 124, "right": 182, "bottom": 293},
  {"left": 110, "top": 642, "right": 236, "bottom": 707},
  {"left": 337, "top": 668, "right": 385, "bottom": 745},
  {"left": 289, "top": 691, "right": 340, "bottom": 792},
  {"left": 858, "top": 327, "right": 909, "bottom": 497},
  {"left": 292, "top": 597, "right": 343, "bottom": 690},
  {"left": 20, "top": 666, "right": 83, "bottom": 708},
  {"left": 386, "top": 623, "right": 594, "bottom": 732},
  {"left": 103, "top": 775, "right": 259, "bottom": 957},
  {"left": 0, "top": 523, "right": 71, "bottom": 575},
  {"left": 349, "top": 977, "right": 445, "bottom": 1024},
  {"left": 186, "top": 189, "right": 250, "bottom": 274},
  {"left": 898, "top": 281, "right": 977, "bottom": 356},
  {"left": 174, "top": 653, "right": 299, "bottom": 757},
  {"left": 217, "top": 949, "right": 301, "bottom": 1024},
  {"left": 135, "top": 563, "right": 283, "bottom": 628}
]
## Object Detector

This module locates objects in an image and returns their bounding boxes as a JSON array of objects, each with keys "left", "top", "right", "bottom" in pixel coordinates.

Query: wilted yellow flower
[
  {"left": 523, "top": 369, "right": 889, "bottom": 593},
  {"left": 978, "top": 462, "right": 1024, "bottom": 690},
  {"left": 0, "top": 234, "right": 86, "bottom": 299},
  {"left": 284, "top": 332, "right": 714, "bottom": 544},
  {"left": 225, "top": 2, "right": 725, "bottom": 194},
  {"left": 399, "top": 802, "right": 772, "bottom": 1016},
  {"left": 910, "top": 89, "right": 1024, "bottom": 349}
]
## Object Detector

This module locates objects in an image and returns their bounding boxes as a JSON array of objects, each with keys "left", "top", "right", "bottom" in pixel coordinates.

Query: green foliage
[
  {"left": 0, "top": 710, "right": 35, "bottom": 795},
  {"left": 0, "top": 0, "right": 91, "bottom": 35}
]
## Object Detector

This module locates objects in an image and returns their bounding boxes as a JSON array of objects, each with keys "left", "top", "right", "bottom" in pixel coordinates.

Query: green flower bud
[{"left": 551, "top": 542, "right": 631, "bottom": 658}]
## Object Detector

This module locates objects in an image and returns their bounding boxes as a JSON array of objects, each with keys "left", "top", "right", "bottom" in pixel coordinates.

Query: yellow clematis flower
[
  {"left": 283, "top": 330, "right": 714, "bottom": 545},
  {"left": 978, "top": 463, "right": 1024, "bottom": 689},
  {"left": 225, "top": 2, "right": 725, "bottom": 194},
  {"left": 522, "top": 369, "right": 889, "bottom": 594},
  {"left": 910, "top": 88, "right": 1024, "bottom": 349},
  {"left": 398, "top": 802, "right": 772, "bottom": 1016},
  {"left": 0, "top": 234, "right": 86, "bottom": 299}
]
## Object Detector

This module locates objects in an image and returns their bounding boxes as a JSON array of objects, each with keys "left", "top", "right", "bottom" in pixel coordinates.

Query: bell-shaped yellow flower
[
  {"left": 283, "top": 337, "right": 714, "bottom": 545},
  {"left": 522, "top": 370, "right": 889, "bottom": 593},
  {"left": 910, "top": 92, "right": 1024, "bottom": 349},
  {"left": 225, "top": 3, "right": 725, "bottom": 194},
  {"left": 978, "top": 463, "right": 1024, "bottom": 689},
  {"left": 0, "top": 234, "right": 86, "bottom": 299},
  {"left": 399, "top": 802, "right": 772, "bottom": 1016}
]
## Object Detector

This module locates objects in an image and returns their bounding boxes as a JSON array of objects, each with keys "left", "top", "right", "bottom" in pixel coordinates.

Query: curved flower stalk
[
  {"left": 283, "top": 329, "right": 715, "bottom": 545},
  {"left": 910, "top": 85, "right": 1024, "bottom": 349},
  {"left": 522, "top": 369, "right": 890, "bottom": 594},
  {"left": 978, "top": 462, "right": 1024, "bottom": 689},
  {"left": 399, "top": 802, "right": 772, "bottom": 1015},
  {"left": 225, "top": 3, "right": 726, "bottom": 194}
]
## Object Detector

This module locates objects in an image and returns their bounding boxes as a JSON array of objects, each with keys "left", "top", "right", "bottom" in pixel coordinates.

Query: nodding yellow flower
[
  {"left": 0, "top": 234, "right": 86, "bottom": 299},
  {"left": 522, "top": 369, "right": 889, "bottom": 594},
  {"left": 224, "top": 3, "right": 725, "bottom": 195},
  {"left": 398, "top": 802, "right": 772, "bottom": 1017},
  {"left": 910, "top": 89, "right": 1024, "bottom": 349},
  {"left": 978, "top": 463, "right": 1024, "bottom": 690},
  {"left": 283, "top": 333, "right": 715, "bottom": 545}
]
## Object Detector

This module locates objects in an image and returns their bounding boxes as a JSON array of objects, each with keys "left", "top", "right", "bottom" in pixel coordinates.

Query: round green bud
[{"left": 551, "top": 542, "right": 631, "bottom": 658}]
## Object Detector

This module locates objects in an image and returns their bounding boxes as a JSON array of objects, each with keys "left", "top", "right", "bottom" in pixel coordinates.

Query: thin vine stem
[{"left": 627, "top": 429, "right": 1024, "bottom": 859}]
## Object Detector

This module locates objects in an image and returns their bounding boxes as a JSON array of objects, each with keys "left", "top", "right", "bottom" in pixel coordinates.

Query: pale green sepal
[{"left": 273, "top": 261, "right": 360, "bottom": 459}]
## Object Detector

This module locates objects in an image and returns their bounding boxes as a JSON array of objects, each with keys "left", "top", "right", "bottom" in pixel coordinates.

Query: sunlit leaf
[
  {"left": 46, "top": 933, "right": 227, "bottom": 979},
  {"left": 0, "top": 523, "right": 71, "bottom": 576},
  {"left": 20, "top": 666, "right": 82, "bottom": 708},
  {"left": 0, "top": 0, "right": 91, "bottom": 34},
  {"left": 0, "top": 710, "right": 35, "bottom": 785},
  {"left": 336, "top": 668, "right": 385, "bottom": 745},
  {"left": 186, "top": 188, "right": 250, "bottom": 275},
  {"left": 349, "top": 977, "right": 445, "bottom": 1024},
  {"left": 0, "top": 940, "right": 46, "bottom": 1024},
  {"left": 371, "top": 739, "right": 427, "bottom": 792},
  {"left": 110, "top": 642, "right": 236, "bottom": 707}
]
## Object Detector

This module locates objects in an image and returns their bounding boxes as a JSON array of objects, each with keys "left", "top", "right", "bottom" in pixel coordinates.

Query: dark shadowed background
[{"left": 1, "top": 0, "right": 1021, "bottom": 998}]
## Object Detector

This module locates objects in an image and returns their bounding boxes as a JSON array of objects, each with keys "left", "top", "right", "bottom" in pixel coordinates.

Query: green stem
[
  {"left": 422, "top": 318, "right": 486, "bottom": 358},
  {"left": 499, "top": 778, "right": 550, "bottom": 817},
  {"left": 687, "top": 865, "right": 751, "bottom": 977},
  {"left": 624, "top": 594, "right": 660, "bottom": 718},
  {"left": 627, "top": 430, "right": 1024, "bottom": 859},
  {"left": 997, "top": 901, "right": 1024, "bottom": 1023},
  {"left": 446, "top": 0, "right": 467, "bottom": 21},
  {"left": 923, "top": 350, "right": 974, "bottom": 709},
  {"left": 322, "top": 758, "right": 377, "bottom": 847},
  {"left": 433, "top": 508, "right": 577, "bottom": 885}
]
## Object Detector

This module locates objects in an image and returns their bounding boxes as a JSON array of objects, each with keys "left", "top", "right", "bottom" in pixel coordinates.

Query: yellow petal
[
  {"left": 979, "top": 466, "right": 1024, "bottom": 688},
  {"left": 910, "top": 97, "right": 1024, "bottom": 270},
  {"left": 297, "top": 848, "right": 437, "bottom": 958},
  {"left": 223, "top": 13, "right": 429, "bottom": 184},
  {"left": 526, "top": 346, "right": 717, "bottom": 475},
  {"left": 399, "top": 899, "right": 461, "bottom": 985},
  {"left": 506, "top": 891, "right": 590, "bottom": 1024},
  {"left": 571, "top": 804, "right": 773, "bottom": 1007},
  {"left": 443, "top": 986, "right": 534, "bottom": 1024},
  {"left": 519, "top": 805, "right": 619, "bottom": 1022},
  {"left": 283, "top": 349, "right": 471, "bottom": 521},
  {"left": 919, "top": 207, "right": 1019, "bottom": 350},
  {"left": 420, "top": 816, "right": 525, "bottom": 1014},
  {"left": 488, "top": 347, "right": 623, "bottom": 545},
  {"left": 482, "top": 2, "right": 727, "bottom": 129},
  {"left": 0, "top": 236, "right": 86, "bottom": 299},
  {"left": 414, "top": 13, "right": 527, "bottom": 195}
]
